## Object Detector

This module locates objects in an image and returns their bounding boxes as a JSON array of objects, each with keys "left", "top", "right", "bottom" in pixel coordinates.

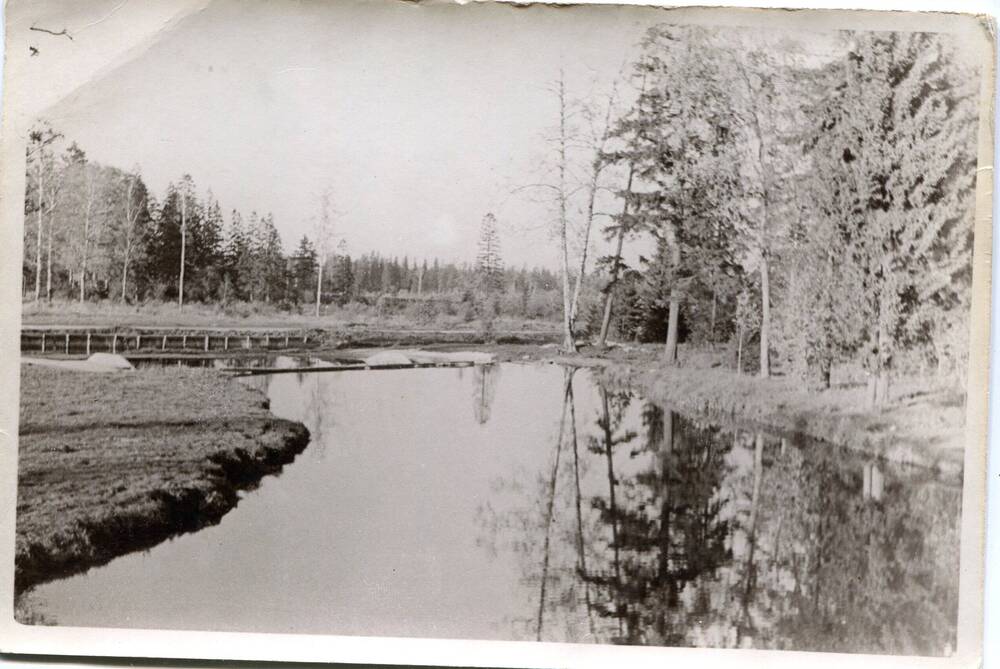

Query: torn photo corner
[{"left": 0, "top": 0, "right": 994, "bottom": 667}]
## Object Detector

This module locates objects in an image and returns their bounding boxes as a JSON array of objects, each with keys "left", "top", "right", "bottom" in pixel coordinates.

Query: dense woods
[
  {"left": 537, "top": 26, "right": 978, "bottom": 402},
  {"left": 22, "top": 130, "right": 564, "bottom": 320},
  {"left": 23, "top": 26, "right": 978, "bottom": 403}
]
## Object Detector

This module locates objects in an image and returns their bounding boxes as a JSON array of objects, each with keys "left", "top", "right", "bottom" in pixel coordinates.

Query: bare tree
[
  {"left": 567, "top": 79, "right": 621, "bottom": 338},
  {"left": 312, "top": 189, "right": 337, "bottom": 318},
  {"left": 119, "top": 169, "right": 145, "bottom": 302},
  {"left": 26, "top": 124, "right": 62, "bottom": 303},
  {"left": 555, "top": 72, "right": 576, "bottom": 352},
  {"left": 77, "top": 167, "right": 100, "bottom": 302}
]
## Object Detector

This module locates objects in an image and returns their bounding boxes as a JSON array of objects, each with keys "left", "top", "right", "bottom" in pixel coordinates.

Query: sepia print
[{"left": 0, "top": 0, "right": 993, "bottom": 665}]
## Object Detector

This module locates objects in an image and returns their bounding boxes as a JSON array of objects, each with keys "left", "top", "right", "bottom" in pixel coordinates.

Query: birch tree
[
  {"left": 25, "top": 123, "right": 63, "bottom": 302},
  {"left": 728, "top": 43, "right": 784, "bottom": 378},
  {"left": 177, "top": 174, "right": 195, "bottom": 308},
  {"left": 117, "top": 168, "right": 148, "bottom": 302},
  {"left": 313, "top": 189, "right": 337, "bottom": 317},
  {"left": 567, "top": 79, "right": 622, "bottom": 335}
]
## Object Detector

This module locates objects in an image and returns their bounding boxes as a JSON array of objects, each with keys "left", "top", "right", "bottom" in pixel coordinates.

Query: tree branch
[{"left": 30, "top": 25, "right": 74, "bottom": 41}]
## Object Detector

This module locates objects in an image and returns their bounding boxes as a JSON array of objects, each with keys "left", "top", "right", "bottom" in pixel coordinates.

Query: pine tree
[
  {"left": 476, "top": 212, "right": 504, "bottom": 293},
  {"left": 614, "top": 25, "right": 743, "bottom": 361},
  {"left": 808, "top": 31, "right": 978, "bottom": 404}
]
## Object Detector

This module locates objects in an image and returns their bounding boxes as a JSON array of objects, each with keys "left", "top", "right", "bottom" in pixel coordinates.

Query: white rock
[{"left": 87, "top": 353, "right": 134, "bottom": 370}]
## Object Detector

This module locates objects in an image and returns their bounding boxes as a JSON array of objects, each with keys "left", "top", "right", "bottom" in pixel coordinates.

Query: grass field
[{"left": 15, "top": 365, "right": 309, "bottom": 603}]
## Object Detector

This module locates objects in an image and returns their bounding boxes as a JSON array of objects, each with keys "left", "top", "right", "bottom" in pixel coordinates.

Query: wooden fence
[{"left": 20, "top": 327, "right": 319, "bottom": 356}]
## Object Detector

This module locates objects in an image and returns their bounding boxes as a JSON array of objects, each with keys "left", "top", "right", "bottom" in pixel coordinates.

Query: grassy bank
[
  {"left": 482, "top": 341, "right": 966, "bottom": 473},
  {"left": 546, "top": 345, "right": 966, "bottom": 473},
  {"left": 15, "top": 365, "right": 310, "bottom": 601}
]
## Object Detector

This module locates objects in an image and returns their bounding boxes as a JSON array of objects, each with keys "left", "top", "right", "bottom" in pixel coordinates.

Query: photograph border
[{"left": 0, "top": 1, "right": 995, "bottom": 667}]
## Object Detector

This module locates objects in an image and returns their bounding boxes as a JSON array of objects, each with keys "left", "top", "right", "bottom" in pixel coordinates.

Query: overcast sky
[
  {"left": 7, "top": 0, "right": 918, "bottom": 269},
  {"left": 7, "top": 0, "right": 670, "bottom": 268}
]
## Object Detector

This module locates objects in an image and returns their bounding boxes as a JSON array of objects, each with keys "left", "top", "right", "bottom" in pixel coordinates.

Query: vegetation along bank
[{"left": 15, "top": 364, "right": 309, "bottom": 600}]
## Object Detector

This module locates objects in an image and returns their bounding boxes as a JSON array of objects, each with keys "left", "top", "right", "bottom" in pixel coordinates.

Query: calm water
[{"left": 22, "top": 362, "right": 961, "bottom": 654}]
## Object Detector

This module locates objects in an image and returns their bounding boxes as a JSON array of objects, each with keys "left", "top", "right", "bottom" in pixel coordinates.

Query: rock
[
  {"left": 21, "top": 353, "right": 134, "bottom": 373},
  {"left": 87, "top": 353, "right": 134, "bottom": 370},
  {"left": 364, "top": 351, "right": 413, "bottom": 366}
]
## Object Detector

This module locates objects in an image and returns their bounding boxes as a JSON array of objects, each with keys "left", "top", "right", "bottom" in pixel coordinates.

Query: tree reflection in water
[
  {"left": 476, "top": 368, "right": 961, "bottom": 655},
  {"left": 473, "top": 363, "right": 501, "bottom": 425}
]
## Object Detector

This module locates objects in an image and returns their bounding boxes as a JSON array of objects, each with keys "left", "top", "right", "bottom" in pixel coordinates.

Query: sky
[
  {"left": 5, "top": 0, "right": 949, "bottom": 270},
  {"left": 10, "top": 0, "right": 673, "bottom": 268}
]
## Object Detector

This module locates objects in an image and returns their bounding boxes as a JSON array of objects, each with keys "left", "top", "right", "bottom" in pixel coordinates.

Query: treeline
[
  {"left": 560, "top": 26, "right": 978, "bottom": 400},
  {"left": 21, "top": 131, "right": 562, "bottom": 315}
]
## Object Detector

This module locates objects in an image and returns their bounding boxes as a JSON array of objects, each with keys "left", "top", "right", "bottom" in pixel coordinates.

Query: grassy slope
[{"left": 15, "top": 365, "right": 309, "bottom": 597}]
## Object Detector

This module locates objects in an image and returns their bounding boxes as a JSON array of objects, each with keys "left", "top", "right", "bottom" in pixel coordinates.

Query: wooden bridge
[{"left": 20, "top": 326, "right": 321, "bottom": 356}]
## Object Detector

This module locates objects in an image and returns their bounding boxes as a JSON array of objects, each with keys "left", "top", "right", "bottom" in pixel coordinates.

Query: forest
[
  {"left": 22, "top": 25, "right": 979, "bottom": 405},
  {"left": 20, "top": 136, "right": 564, "bottom": 322}
]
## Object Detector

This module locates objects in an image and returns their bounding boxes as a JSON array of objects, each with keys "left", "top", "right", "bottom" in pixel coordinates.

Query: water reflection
[
  {"left": 22, "top": 363, "right": 959, "bottom": 655},
  {"left": 473, "top": 364, "right": 501, "bottom": 425},
  {"left": 478, "top": 370, "right": 960, "bottom": 655}
]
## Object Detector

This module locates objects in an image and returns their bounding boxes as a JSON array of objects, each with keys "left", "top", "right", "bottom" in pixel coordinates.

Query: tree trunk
[
  {"left": 710, "top": 290, "right": 717, "bottom": 342},
  {"left": 178, "top": 194, "right": 187, "bottom": 309},
  {"left": 664, "top": 292, "right": 680, "bottom": 363},
  {"left": 80, "top": 186, "right": 92, "bottom": 303},
  {"left": 568, "top": 87, "right": 617, "bottom": 337},
  {"left": 598, "top": 165, "right": 635, "bottom": 349},
  {"left": 121, "top": 249, "right": 130, "bottom": 302},
  {"left": 737, "top": 325, "right": 744, "bottom": 375},
  {"left": 556, "top": 75, "right": 576, "bottom": 353},
  {"left": 315, "top": 260, "right": 323, "bottom": 318},
  {"left": 45, "top": 217, "right": 53, "bottom": 302},
  {"left": 759, "top": 253, "right": 771, "bottom": 379},
  {"left": 34, "top": 166, "right": 44, "bottom": 303},
  {"left": 875, "top": 324, "right": 891, "bottom": 406},
  {"left": 662, "top": 222, "right": 682, "bottom": 364}
]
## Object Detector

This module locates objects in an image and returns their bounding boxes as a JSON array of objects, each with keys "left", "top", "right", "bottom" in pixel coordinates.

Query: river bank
[
  {"left": 15, "top": 364, "right": 309, "bottom": 610},
  {"left": 14, "top": 337, "right": 965, "bottom": 618},
  {"left": 443, "top": 341, "right": 966, "bottom": 474}
]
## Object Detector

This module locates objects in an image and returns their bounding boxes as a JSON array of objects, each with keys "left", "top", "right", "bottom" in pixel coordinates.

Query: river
[{"left": 19, "top": 360, "right": 961, "bottom": 654}]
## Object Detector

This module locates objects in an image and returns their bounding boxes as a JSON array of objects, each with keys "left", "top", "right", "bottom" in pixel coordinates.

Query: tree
[
  {"left": 806, "top": 32, "right": 978, "bottom": 405},
  {"left": 25, "top": 122, "right": 63, "bottom": 302},
  {"left": 728, "top": 42, "right": 785, "bottom": 378},
  {"left": 291, "top": 235, "right": 318, "bottom": 303},
  {"left": 116, "top": 169, "right": 149, "bottom": 302},
  {"left": 312, "top": 189, "right": 337, "bottom": 317},
  {"left": 568, "top": 78, "right": 623, "bottom": 338},
  {"left": 614, "top": 25, "right": 741, "bottom": 362},
  {"left": 176, "top": 174, "right": 195, "bottom": 308},
  {"left": 476, "top": 212, "right": 504, "bottom": 293}
]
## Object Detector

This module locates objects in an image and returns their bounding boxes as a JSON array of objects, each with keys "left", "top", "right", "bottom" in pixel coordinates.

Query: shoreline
[
  {"left": 483, "top": 344, "right": 966, "bottom": 475},
  {"left": 14, "top": 338, "right": 965, "bottom": 616},
  {"left": 15, "top": 365, "right": 310, "bottom": 607}
]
